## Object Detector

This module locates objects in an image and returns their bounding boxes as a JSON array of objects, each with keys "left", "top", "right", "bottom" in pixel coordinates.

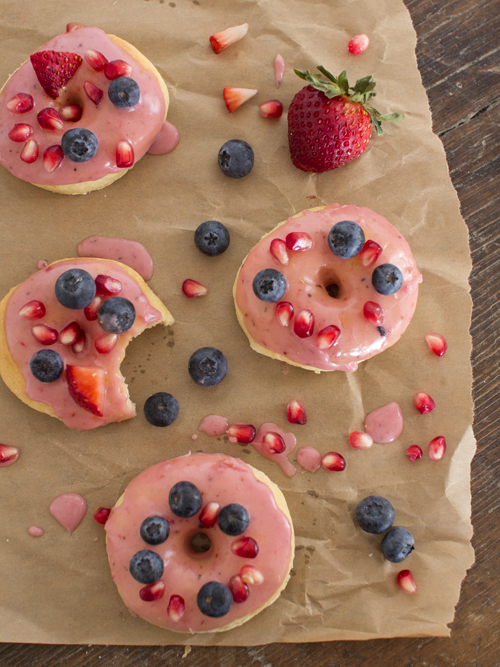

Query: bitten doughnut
[
  {"left": 234, "top": 204, "right": 422, "bottom": 372},
  {"left": 105, "top": 452, "right": 294, "bottom": 633},
  {"left": 0, "top": 258, "right": 174, "bottom": 429},
  {"left": 0, "top": 23, "right": 169, "bottom": 194}
]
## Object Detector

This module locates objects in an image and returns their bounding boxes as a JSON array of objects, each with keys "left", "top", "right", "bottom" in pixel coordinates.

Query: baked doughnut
[
  {"left": 105, "top": 452, "right": 294, "bottom": 633},
  {"left": 234, "top": 204, "right": 422, "bottom": 372},
  {"left": 0, "top": 258, "right": 174, "bottom": 429},
  {"left": 0, "top": 23, "right": 169, "bottom": 194}
]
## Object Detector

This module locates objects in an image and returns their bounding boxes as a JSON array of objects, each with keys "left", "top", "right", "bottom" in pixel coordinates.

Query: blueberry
[
  {"left": 328, "top": 221, "right": 365, "bottom": 259},
  {"left": 194, "top": 221, "right": 230, "bottom": 256},
  {"left": 252, "top": 268, "right": 287, "bottom": 303},
  {"left": 372, "top": 264, "right": 404, "bottom": 295},
  {"left": 217, "top": 504, "right": 250, "bottom": 536},
  {"left": 108, "top": 77, "right": 140, "bottom": 108},
  {"left": 55, "top": 268, "right": 96, "bottom": 309},
  {"left": 30, "top": 349, "right": 64, "bottom": 383},
  {"left": 355, "top": 495, "right": 395, "bottom": 534},
  {"left": 218, "top": 139, "right": 254, "bottom": 178},
  {"left": 381, "top": 527, "right": 415, "bottom": 563},
  {"left": 188, "top": 347, "right": 227, "bottom": 386},
  {"left": 144, "top": 392, "right": 179, "bottom": 427},
  {"left": 140, "top": 516, "right": 170, "bottom": 545},
  {"left": 169, "top": 481, "right": 203, "bottom": 518},
  {"left": 61, "top": 128, "right": 98, "bottom": 162},
  {"left": 98, "top": 297, "right": 136, "bottom": 334},
  {"left": 129, "top": 549, "right": 164, "bottom": 584},
  {"left": 197, "top": 581, "right": 233, "bottom": 618}
]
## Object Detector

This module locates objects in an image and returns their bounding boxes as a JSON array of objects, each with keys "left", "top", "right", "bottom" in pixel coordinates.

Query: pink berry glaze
[
  {"left": 0, "top": 26, "right": 167, "bottom": 186},
  {"left": 296, "top": 446, "right": 322, "bottom": 473},
  {"left": 77, "top": 236, "right": 154, "bottom": 281},
  {"left": 274, "top": 54, "right": 285, "bottom": 88},
  {"left": 198, "top": 414, "right": 229, "bottom": 437},
  {"left": 49, "top": 492, "right": 87, "bottom": 534},
  {"left": 250, "top": 423, "right": 297, "bottom": 477},
  {"left": 105, "top": 453, "right": 293, "bottom": 633},
  {"left": 28, "top": 525, "right": 45, "bottom": 537},
  {"left": 364, "top": 401, "right": 403, "bottom": 443},
  {"left": 147, "top": 120, "right": 179, "bottom": 155},
  {"left": 234, "top": 204, "right": 422, "bottom": 372}
]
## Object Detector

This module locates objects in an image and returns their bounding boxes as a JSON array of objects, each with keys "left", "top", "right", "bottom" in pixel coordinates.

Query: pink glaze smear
[
  {"left": 198, "top": 414, "right": 229, "bottom": 437},
  {"left": 28, "top": 526, "right": 44, "bottom": 537},
  {"left": 49, "top": 492, "right": 87, "bottom": 534},
  {"left": 296, "top": 446, "right": 322, "bottom": 472},
  {"left": 364, "top": 401, "right": 403, "bottom": 443},
  {"left": 251, "top": 423, "right": 297, "bottom": 477},
  {"left": 147, "top": 120, "right": 179, "bottom": 155},
  {"left": 274, "top": 54, "right": 285, "bottom": 88},
  {"left": 77, "top": 236, "right": 154, "bottom": 281}
]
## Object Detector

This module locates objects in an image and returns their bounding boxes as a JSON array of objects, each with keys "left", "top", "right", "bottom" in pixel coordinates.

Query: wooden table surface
[{"left": 1, "top": 0, "right": 499, "bottom": 664}]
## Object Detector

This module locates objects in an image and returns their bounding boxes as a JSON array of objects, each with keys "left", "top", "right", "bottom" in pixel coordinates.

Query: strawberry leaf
[{"left": 337, "top": 70, "right": 349, "bottom": 94}]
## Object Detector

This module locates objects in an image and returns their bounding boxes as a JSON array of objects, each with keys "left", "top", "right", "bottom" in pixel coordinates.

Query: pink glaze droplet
[
  {"left": 37, "top": 259, "right": 48, "bottom": 270},
  {"left": 296, "top": 446, "right": 322, "bottom": 472},
  {"left": 147, "top": 120, "right": 180, "bottom": 155},
  {"left": 274, "top": 54, "right": 285, "bottom": 88},
  {"left": 251, "top": 423, "right": 297, "bottom": 477},
  {"left": 28, "top": 525, "right": 44, "bottom": 537},
  {"left": 198, "top": 414, "right": 229, "bottom": 437},
  {"left": 49, "top": 493, "right": 87, "bottom": 535},
  {"left": 77, "top": 236, "right": 154, "bottom": 281},
  {"left": 191, "top": 434, "right": 198, "bottom": 441},
  {"left": 364, "top": 402, "right": 403, "bottom": 443}
]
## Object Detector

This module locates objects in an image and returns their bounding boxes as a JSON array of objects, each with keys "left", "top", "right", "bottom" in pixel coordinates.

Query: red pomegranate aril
[
  {"left": 84, "top": 48, "right": 109, "bottom": 72},
  {"left": 229, "top": 574, "right": 250, "bottom": 603},
  {"left": 275, "top": 301, "right": 294, "bottom": 327},
  {"left": 317, "top": 324, "right": 341, "bottom": 350},
  {"left": 43, "top": 145, "right": 64, "bottom": 172},
  {"left": 199, "top": 501, "right": 220, "bottom": 528},
  {"left": 21, "top": 139, "right": 39, "bottom": 163},
  {"left": 363, "top": 301, "right": 384, "bottom": 326},
  {"left": 84, "top": 80, "right": 103, "bottom": 105},
  {"left": 426, "top": 332, "right": 448, "bottom": 357},
  {"left": 59, "top": 104, "right": 83, "bottom": 122},
  {"left": 231, "top": 536, "right": 259, "bottom": 558},
  {"left": 60, "top": 321, "right": 81, "bottom": 346},
  {"left": 37, "top": 108, "right": 64, "bottom": 131},
  {"left": 287, "top": 399, "right": 307, "bottom": 425},
  {"left": 140, "top": 580, "right": 166, "bottom": 602},
  {"left": 270, "top": 238, "right": 289, "bottom": 266},
  {"left": 95, "top": 274, "right": 122, "bottom": 296},
  {"left": 8, "top": 123, "right": 33, "bottom": 142},
  {"left": 182, "top": 279, "right": 208, "bottom": 298},
  {"left": 349, "top": 431, "right": 373, "bottom": 449},
  {"left": 348, "top": 33, "right": 370, "bottom": 55},
  {"left": 105, "top": 59, "right": 132, "bottom": 80},
  {"left": 285, "top": 232, "right": 314, "bottom": 251},
  {"left": 429, "top": 436, "right": 446, "bottom": 460},
  {"left": 359, "top": 240, "right": 382, "bottom": 267},
  {"left": 19, "top": 300, "right": 46, "bottom": 320},
  {"left": 414, "top": 392, "right": 436, "bottom": 414},
  {"left": 397, "top": 569, "right": 417, "bottom": 594},
  {"left": 116, "top": 140, "right": 134, "bottom": 168},
  {"left": 95, "top": 333, "right": 118, "bottom": 354},
  {"left": 167, "top": 594, "right": 185, "bottom": 622},
  {"left": 405, "top": 445, "right": 423, "bottom": 462},
  {"left": 0, "top": 444, "right": 20, "bottom": 465},
  {"left": 7, "top": 92, "right": 34, "bottom": 114},
  {"left": 262, "top": 431, "right": 286, "bottom": 454},
  {"left": 259, "top": 99, "right": 283, "bottom": 118},
  {"left": 93, "top": 507, "right": 111, "bottom": 525},
  {"left": 294, "top": 309, "right": 315, "bottom": 338},
  {"left": 72, "top": 329, "right": 86, "bottom": 355},
  {"left": 84, "top": 295, "right": 103, "bottom": 321},
  {"left": 321, "top": 452, "right": 346, "bottom": 471},
  {"left": 32, "top": 324, "right": 58, "bottom": 345},
  {"left": 226, "top": 423, "right": 256, "bottom": 444},
  {"left": 240, "top": 564, "right": 264, "bottom": 585}
]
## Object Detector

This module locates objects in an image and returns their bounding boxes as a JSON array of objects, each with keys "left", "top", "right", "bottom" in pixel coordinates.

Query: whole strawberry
[{"left": 288, "top": 66, "right": 403, "bottom": 173}]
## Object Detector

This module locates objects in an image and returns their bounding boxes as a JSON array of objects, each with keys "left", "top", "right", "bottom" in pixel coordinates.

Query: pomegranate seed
[
  {"left": 84, "top": 49, "right": 109, "bottom": 72},
  {"left": 226, "top": 423, "right": 256, "bottom": 444},
  {"left": 349, "top": 431, "right": 373, "bottom": 449},
  {"left": 426, "top": 333, "right": 447, "bottom": 357},
  {"left": 240, "top": 564, "right": 264, "bottom": 585},
  {"left": 19, "top": 300, "right": 45, "bottom": 320},
  {"left": 231, "top": 536, "right": 259, "bottom": 558},
  {"left": 32, "top": 324, "right": 58, "bottom": 345},
  {"left": 294, "top": 309, "right": 315, "bottom": 338},
  {"left": 428, "top": 436, "right": 446, "bottom": 460},
  {"left": 259, "top": 99, "right": 283, "bottom": 118},
  {"left": 95, "top": 333, "right": 118, "bottom": 354},
  {"left": 262, "top": 431, "right": 286, "bottom": 454},
  {"left": 397, "top": 569, "right": 417, "bottom": 594},
  {"left": 7, "top": 92, "right": 34, "bottom": 114},
  {"left": 37, "top": 108, "right": 64, "bottom": 131},
  {"left": 84, "top": 295, "right": 103, "bottom": 321},
  {"left": 95, "top": 274, "right": 122, "bottom": 296},
  {"left": 0, "top": 444, "right": 20, "bottom": 465},
  {"left": 140, "top": 580, "right": 166, "bottom": 602},
  {"left": 317, "top": 324, "right": 341, "bottom": 350},
  {"left": 405, "top": 445, "right": 423, "bottom": 462},
  {"left": 287, "top": 399, "right": 307, "bottom": 425},
  {"left": 199, "top": 501, "right": 220, "bottom": 528},
  {"left": 9, "top": 123, "right": 34, "bottom": 142},
  {"left": 116, "top": 140, "right": 134, "bottom": 168},
  {"left": 285, "top": 232, "right": 314, "bottom": 251},
  {"left": 363, "top": 301, "right": 384, "bottom": 326},
  {"left": 275, "top": 301, "right": 294, "bottom": 327},
  {"left": 359, "top": 239, "right": 382, "bottom": 267},
  {"left": 167, "top": 594, "right": 185, "bottom": 622},
  {"left": 270, "top": 238, "right": 289, "bottom": 266},
  {"left": 210, "top": 22, "right": 249, "bottom": 54},
  {"left": 43, "top": 145, "right": 64, "bottom": 172},
  {"left": 59, "top": 104, "right": 82, "bottom": 122},
  {"left": 182, "top": 279, "right": 208, "bottom": 298},
  {"left": 414, "top": 392, "right": 436, "bottom": 414},
  {"left": 83, "top": 80, "right": 103, "bottom": 105},
  {"left": 60, "top": 321, "right": 81, "bottom": 346},
  {"left": 229, "top": 574, "right": 250, "bottom": 603},
  {"left": 72, "top": 329, "right": 86, "bottom": 354},
  {"left": 105, "top": 59, "right": 132, "bottom": 80},
  {"left": 321, "top": 452, "right": 346, "bottom": 471},
  {"left": 20, "top": 139, "right": 39, "bottom": 163},
  {"left": 348, "top": 33, "right": 370, "bottom": 55},
  {"left": 93, "top": 507, "right": 111, "bottom": 525}
]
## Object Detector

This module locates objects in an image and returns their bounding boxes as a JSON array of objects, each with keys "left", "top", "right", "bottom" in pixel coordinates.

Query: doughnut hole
[
  {"left": 187, "top": 530, "right": 212, "bottom": 557},
  {"left": 319, "top": 268, "right": 342, "bottom": 300}
]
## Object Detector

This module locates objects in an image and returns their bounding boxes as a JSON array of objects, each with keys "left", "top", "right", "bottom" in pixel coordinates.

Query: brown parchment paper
[{"left": 0, "top": 0, "right": 475, "bottom": 646}]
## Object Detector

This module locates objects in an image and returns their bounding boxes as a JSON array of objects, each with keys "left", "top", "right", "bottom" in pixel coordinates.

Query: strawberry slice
[
  {"left": 223, "top": 87, "right": 258, "bottom": 112},
  {"left": 30, "top": 50, "right": 83, "bottom": 99},
  {"left": 66, "top": 365, "right": 105, "bottom": 417}
]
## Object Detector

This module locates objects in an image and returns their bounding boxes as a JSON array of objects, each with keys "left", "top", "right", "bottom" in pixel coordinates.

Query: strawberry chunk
[
  {"left": 210, "top": 23, "right": 249, "bottom": 54},
  {"left": 30, "top": 51, "right": 83, "bottom": 99},
  {"left": 223, "top": 87, "right": 258, "bottom": 113},
  {"left": 66, "top": 365, "right": 105, "bottom": 417}
]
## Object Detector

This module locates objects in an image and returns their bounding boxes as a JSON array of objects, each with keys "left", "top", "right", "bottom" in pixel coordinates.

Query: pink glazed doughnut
[
  {"left": 234, "top": 204, "right": 422, "bottom": 372},
  {"left": 105, "top": 452, "right": 294, "bottom": 633}
]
